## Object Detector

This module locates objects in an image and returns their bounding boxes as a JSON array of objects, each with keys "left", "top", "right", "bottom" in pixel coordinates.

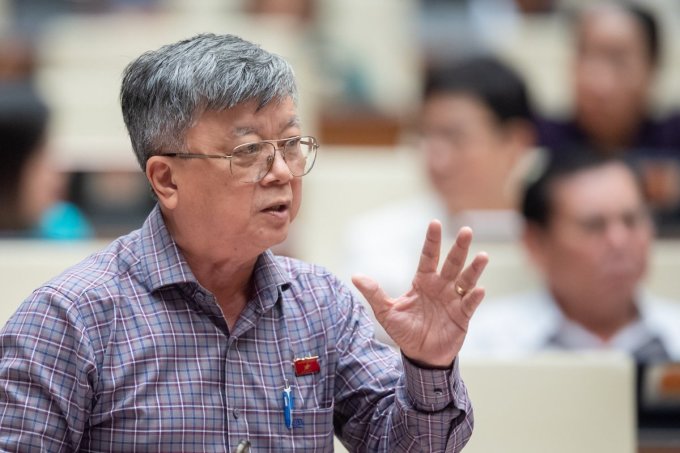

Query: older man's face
[
  {"left": 531, "top": 162, "right": 652, "bottom": 319},
  {"left": 169, "top": 97, "right": 303, "bottom": 259}
]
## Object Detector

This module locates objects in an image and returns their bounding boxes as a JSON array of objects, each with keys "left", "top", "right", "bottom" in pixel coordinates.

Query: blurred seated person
[
  {"left": 244, "top": 0, "right": 315, "bottom": 24},
  {"left": 344, "top": 56, "right": 535, "bottom": 339},
  {"left": 463, "top": 148, "right": 680, "bottom": 362},
  {"left": 0, "top": 34, "right": 36, "bottom": 82},
  {"left": 0, "top": 82, "right": 91, "bottom": 239},
  {"left": 537, "top": 2, "right": 678, "bottom": 153},
  {"left": 535, "top": 2, "right": 680, "bottom": 225}
]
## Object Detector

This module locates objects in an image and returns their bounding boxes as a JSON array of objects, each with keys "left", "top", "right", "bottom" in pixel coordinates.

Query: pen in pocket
[{"left": 282, "top": 379, "right": 294, "bottom": 429}]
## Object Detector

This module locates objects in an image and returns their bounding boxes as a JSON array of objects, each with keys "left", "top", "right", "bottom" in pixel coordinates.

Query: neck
[
  {"left": 553, "top": 293, "right": 640, "bottom": 341},
  {"left": 446, "top": 196, "right": 516, "bottom": 216},
  {"left": 164, "top": 211, "right": 261, "bottom": 330},
  {"left": 183, "top": 248, "right": 259, "bottom": 331},
  {"left": 592, "top": 135, "right": 633, "bottom": 154},
  {"left": 578, "top": 116, "right": 641, "bottom": 153}
]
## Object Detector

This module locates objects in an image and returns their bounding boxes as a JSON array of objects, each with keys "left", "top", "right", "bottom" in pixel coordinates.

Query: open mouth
[{"left": 263, "top": 203, "right": 289, "bottom": 213}]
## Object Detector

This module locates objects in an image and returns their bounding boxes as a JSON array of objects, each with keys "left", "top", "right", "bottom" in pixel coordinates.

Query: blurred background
[
  {"left": 0, "top": 0, "right": 679, "bottom": 240},
  {"left": 2, "top": 1, "right": 680, "bottom": 452}
]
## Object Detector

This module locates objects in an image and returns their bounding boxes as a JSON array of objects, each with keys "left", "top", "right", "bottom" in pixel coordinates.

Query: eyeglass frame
[{"left": 160, "top": 135, "right": 319, "bottom": 183}]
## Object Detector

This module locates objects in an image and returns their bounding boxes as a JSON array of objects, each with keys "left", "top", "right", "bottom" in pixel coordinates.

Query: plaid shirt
[{"left": 0, "top": 205, "right": 473, "bottom": 452}]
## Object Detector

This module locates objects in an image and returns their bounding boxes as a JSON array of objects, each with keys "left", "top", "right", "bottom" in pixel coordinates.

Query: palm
[{"left": 353, "top": 221, "right": 488, "bottom": 367}]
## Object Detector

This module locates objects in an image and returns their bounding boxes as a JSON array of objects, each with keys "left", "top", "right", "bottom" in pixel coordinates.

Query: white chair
[
  {"left": 0, "top": 240, "right": 107, "bottom": 327},
  {"left": 460, "top": 352, "right": 636, "bottom": 453}
]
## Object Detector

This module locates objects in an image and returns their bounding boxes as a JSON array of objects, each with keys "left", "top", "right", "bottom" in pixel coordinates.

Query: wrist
[{"left": 403, "top": 353, "right": 455, "bottom": 370}]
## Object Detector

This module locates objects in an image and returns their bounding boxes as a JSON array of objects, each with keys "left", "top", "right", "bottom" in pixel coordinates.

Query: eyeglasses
[{"left": 162, "top": 135, "right": 319, "bottom": 183}]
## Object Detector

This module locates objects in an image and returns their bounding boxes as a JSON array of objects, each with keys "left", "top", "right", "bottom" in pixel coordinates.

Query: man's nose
[
  {"left": 262, "top": 148, "right": 293, "bottom": 183},
  {"left": 605, "top": 220, "right": 631, "bottom": 248}
]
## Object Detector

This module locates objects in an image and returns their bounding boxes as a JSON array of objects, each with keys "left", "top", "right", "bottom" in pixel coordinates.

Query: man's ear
[
  {"left": 501, "top": 121, "right": 538, "bottom": 209},
  {"left": 146, "top": 156, "right": 179, "bottom": 210},
  {"left": 505, "top": 119, "right": 536, "bottom": 157}
]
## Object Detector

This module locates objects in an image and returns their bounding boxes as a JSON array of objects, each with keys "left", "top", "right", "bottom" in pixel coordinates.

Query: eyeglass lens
[{"left": 231, "top": 137, "right": 317, "bottom": 183}]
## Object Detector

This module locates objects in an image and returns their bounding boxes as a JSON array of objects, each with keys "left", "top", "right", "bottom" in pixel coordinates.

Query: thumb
[{"left": 351, "top": 274, "right": 391, "bottom": 318}]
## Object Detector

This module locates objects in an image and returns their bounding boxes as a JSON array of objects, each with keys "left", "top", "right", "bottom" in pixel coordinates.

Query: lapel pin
[{"left": 293, "top": 355, "right": 320, "bottom": 376}]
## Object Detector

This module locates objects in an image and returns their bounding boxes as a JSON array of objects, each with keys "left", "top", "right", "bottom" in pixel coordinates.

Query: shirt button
[
  {"left": 235, "top": 439, "right": 251, "bottom": 452},
  {"left": 233, "top": 408, "right": 241, "bottom": 419}
]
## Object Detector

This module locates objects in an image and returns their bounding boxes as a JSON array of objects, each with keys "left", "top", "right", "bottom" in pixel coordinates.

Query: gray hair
[{"left": 120, "top": 33, "right": 298, "bottom": 170}]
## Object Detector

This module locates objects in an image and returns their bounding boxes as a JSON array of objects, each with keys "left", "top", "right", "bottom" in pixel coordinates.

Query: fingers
[
  {"left": 351, "top": 274, "right": 391, "bottom": 318},
  {"left": 439, "top": 226, "right": 474, "bottom": 282},
  {"left": 415, "top": 220, "right": 443, "bottom": 275},
  {"left": 454, "top": 252, "right": 489, "bottom": 299},
  {"left": 460, "top": 287, "right": 486, "bottom": 322}
]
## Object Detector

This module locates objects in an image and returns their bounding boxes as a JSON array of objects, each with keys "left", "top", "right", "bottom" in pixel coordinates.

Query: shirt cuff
[{"left": 402, "top": 353, "right": 463, "bottom": 413}]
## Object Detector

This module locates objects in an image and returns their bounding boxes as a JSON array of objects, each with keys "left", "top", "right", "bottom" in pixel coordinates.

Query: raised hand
[{"left": 352, "top": 220, "right": 488, "bottom": 368}]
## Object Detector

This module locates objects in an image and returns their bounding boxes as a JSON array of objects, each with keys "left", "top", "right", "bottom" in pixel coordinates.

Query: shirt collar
[
  {"left": 543, "top": 289, "right": 658, "bottom": 353},
  {"left": 137, "top": 204, "right": 198, "bottom": 292},
  {"left": 137, "top": 204, "right": 291, "bottom": 304},
  {"left": 251, "top": 249, "right": 291, "bottom": 313}
]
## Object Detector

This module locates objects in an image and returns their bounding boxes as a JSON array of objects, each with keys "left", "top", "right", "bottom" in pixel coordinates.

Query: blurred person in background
[
  {"left": 0, "top": 81, "right": 91, "bottom": 239},
  {"left": 418, "top": 0, "right": 556, "bottom": 69},
  {"left": 0, "top": 34, "right": 36, "bottom": 82},
  {"left": 345, "top": 56, "right": 535, "bottom": 308},
  {"left": 419, "top": 57, "right": 535, "bottom": 232},
  {"left": 537, "top": 2, "right": 675, "bottom": 153},
  {"left": 536, "top": 2, "right": 680, "bottom": 232},
  {"left": 463, "top": 148, "right": 680, "bottom": 362},
  {"left": 244, "top": 0, "right": 316, "bottom": 24}
]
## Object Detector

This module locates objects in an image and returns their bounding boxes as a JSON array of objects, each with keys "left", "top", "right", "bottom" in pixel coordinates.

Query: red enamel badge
[{"left": 293, "top": 356, "right": 320, "bottom": 376}]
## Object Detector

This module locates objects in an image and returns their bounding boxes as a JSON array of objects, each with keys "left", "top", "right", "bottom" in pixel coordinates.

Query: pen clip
[{"left": 282, "top": 380, "right": 294, "bottom": 429}]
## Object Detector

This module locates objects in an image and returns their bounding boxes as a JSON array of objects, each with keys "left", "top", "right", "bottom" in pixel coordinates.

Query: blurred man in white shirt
[{"left": 465, "top": 149, "right": 680, "bottom": 361}]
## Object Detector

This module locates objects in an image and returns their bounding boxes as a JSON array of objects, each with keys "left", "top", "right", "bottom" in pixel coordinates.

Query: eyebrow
[
  {"left": 233, "top": 127, "right": 258, "bottom": 137},
  {"left": 283, "top": 116, "right": 301, "bottom": 130},
  {"left": 232, "top": 116, "right": 302, "bottom": 138}
]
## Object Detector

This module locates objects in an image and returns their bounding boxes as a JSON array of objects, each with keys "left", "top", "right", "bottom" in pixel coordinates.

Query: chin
[
  {"left": 264, "top": 231, "right": 289, "bottom": 250},
  {"left": 598, "top": 277, "right": 637, "bottom": 299}
]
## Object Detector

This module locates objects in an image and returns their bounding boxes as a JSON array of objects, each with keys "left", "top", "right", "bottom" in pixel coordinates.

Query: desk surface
[
  {"left": 639, "top": 448, "right": 680, "bottom": 453},
  {"left": 639, "top": 431, "right": 680, "bottom": 453}
]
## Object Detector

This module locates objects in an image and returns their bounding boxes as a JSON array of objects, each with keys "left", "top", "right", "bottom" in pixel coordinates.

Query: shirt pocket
[
  {"left": 284, "top": 403, "right": 335, "bottom": 450},
  {"left": 291, "top": 368, "right": 333, "bottom": 410},
  {"left": 241, "top": 403, "right": 335, "bottom": 452}
]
